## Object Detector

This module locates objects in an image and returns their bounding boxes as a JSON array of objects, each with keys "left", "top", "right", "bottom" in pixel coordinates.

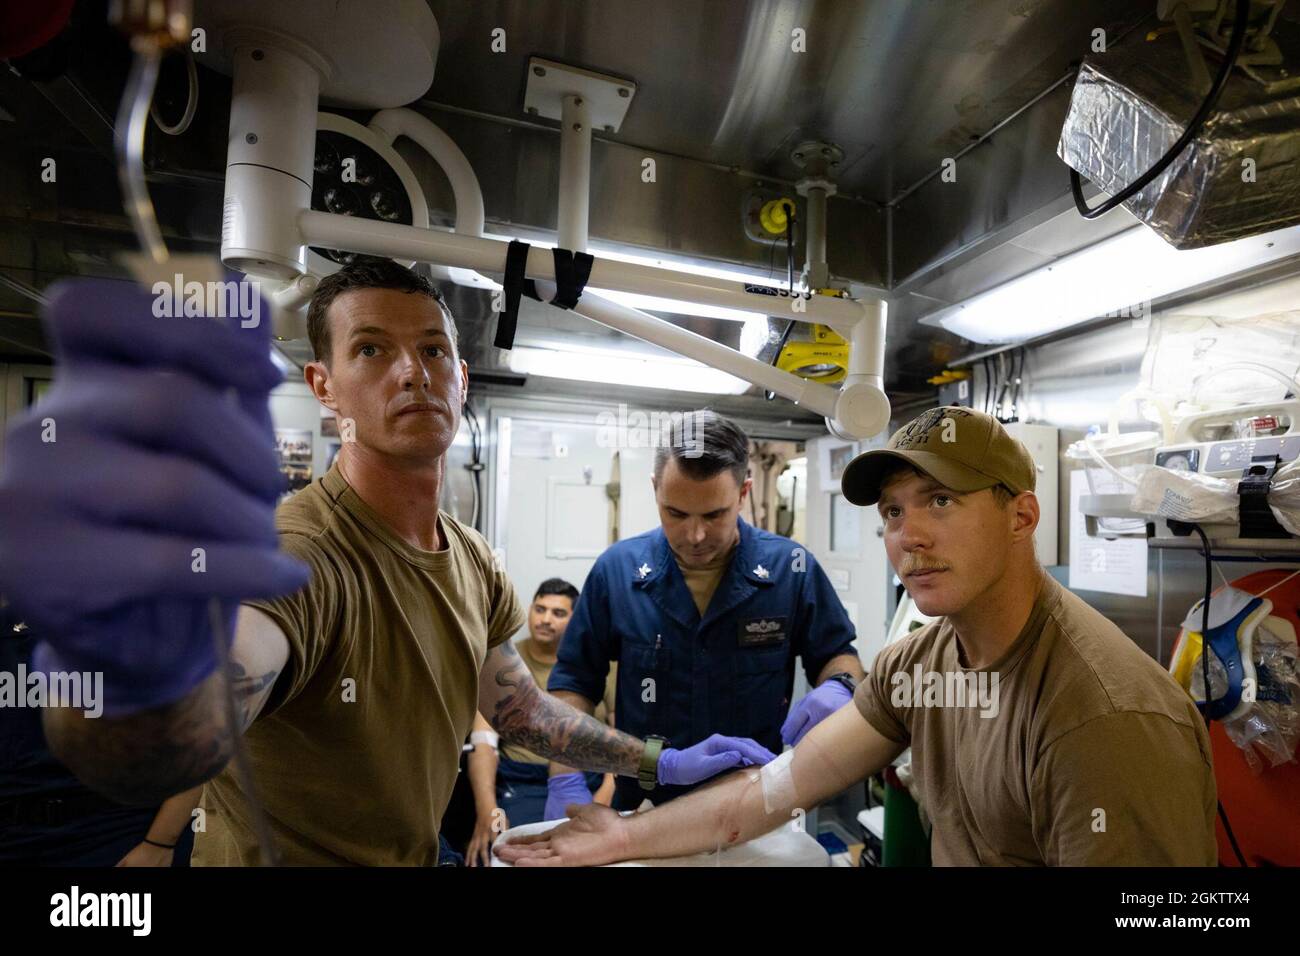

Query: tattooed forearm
[
  {"left": 485, "top": 644, "right": 643, "bottom": 776},
  {"left": 41, "top": 606, "right": 288, "bottom": 806},
  {"left": 497, "top": 691, "right": 645, "bottom": 776},
  {"left": 42, "top": 667, "right": 234, "bottom": 807}
]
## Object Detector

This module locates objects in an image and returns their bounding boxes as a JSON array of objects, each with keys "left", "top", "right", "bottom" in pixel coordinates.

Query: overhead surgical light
[
  {"left": 922, "top": 221, "right": 1300, "bottom": 346},
  {"left": 190, "top": 0, "right": 891, "bottom": 438},
  {"left": 508, "top": 343, "right": 752, "bottom": 396},
  {"left": 308, "top": 113, "right": 428, "bottom": 273}
]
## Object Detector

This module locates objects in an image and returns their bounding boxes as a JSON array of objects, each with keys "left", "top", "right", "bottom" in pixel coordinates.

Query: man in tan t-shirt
[
  {"left": 498, "top": 406, "right": 1219, "bottom": 867},
  {"left": 42, "top": 259, "right": 773, "bottom": 866}
]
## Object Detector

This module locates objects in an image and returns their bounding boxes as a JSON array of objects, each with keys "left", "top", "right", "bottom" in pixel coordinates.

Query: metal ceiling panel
[{"left": 426, "top": 0, "right": 1151, "bottom": 201}]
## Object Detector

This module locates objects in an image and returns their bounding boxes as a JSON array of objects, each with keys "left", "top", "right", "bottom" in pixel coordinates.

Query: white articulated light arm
[
  {"left": 367, "top": 108, "right": 497, "bottom": 291},
  {"left": 296, "top": 209, "right": 867, "bottom": 333},
  {"left": 532, "top": 279, "right": 837, "bottom": 419},
  {"left": 207, "top": 16, "right": 890, "bottom": 439},
  {"left": 295, "top": 209, "right": 890, "bottom": 437}
]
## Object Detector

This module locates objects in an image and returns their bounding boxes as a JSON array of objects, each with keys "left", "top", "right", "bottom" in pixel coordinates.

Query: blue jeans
[{"left": 436, "top": 832, "right": 464, "bottom": 866}]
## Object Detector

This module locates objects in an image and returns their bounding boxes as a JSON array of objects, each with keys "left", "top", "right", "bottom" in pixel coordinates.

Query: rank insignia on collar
[
  {"left": 636, "top": 563, "right": 652, "bottom": 579},
  {"left": 753, "top": 564, "right": 769, "bottom": 579}
]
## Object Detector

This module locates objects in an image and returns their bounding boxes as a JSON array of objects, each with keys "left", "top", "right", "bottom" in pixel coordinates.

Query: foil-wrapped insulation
[{"left": 1058, "top": 25, "right": 1300, "bottom": 249}]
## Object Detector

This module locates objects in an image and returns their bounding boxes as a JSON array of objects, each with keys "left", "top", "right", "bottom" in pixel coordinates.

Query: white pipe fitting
[
  {"left": 558, "top": 94, "right": 592, "bottom": 253},
  {"left": 221, "top": 43, "right": 320, "bottom": 280}
]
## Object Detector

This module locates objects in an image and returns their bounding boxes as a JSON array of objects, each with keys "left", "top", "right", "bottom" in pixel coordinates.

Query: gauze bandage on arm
[
  {"left": 470, "top": 730, "right": 500, "bottom": 752},
  {"left": 759, "top": 748, "right": 798, "bottom": 814}
]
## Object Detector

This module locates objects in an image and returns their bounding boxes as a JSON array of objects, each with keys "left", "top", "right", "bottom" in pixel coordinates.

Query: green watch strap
[{"left": 639, "top": 735, "right": 666, "bottom": 791}]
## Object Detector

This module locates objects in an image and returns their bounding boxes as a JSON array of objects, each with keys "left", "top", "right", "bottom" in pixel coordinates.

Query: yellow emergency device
[
  {"left": 759, "top": 198, "right": 796, "bottom": 236},
  {"left": 777, "top": 324, "right": 849, "bottom": 384}
]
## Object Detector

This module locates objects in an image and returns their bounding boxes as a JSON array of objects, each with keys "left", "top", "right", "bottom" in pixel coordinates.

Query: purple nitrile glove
[
  {"left": 780, "top": 679, "right": 854, "bottom": 747},
  {"left": 0, "top": 276, "right": 309, "bottom": 717},
  {"left": 544, "top": 771, "right": 593, "bottom": 821},
  {"left": 656, "top": 733, "right": 778, "bottom": 786}
]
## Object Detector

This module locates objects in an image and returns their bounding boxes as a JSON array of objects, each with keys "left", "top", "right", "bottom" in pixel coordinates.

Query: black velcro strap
[
  {"left": 1240, "top": 458, "right": 1288, "bottom": 539},
  {"left": 495, "top": 240, "right": 536, "bottom": 350},
  {"left": 494, "top": 242, "right": 593, "bottom": 350},
  {"left": 548, "top": 247, "right": 595, "bottom": 310}
]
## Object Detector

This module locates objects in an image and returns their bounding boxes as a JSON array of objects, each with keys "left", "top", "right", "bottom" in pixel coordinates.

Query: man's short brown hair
[{"left": 306, "top": 258, "right": 455, "bottom": 364}]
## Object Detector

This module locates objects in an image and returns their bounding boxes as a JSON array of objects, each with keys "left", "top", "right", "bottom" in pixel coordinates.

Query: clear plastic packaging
[
  {"left": 1191, "top": 616, "right": 1300, "bottom": 772},
  {"left": 1130, "top": 464, "right": 1239, "bottom": 525},
  {"left": 1268, "top": 457, "right": 1300, "bottom": 537}
]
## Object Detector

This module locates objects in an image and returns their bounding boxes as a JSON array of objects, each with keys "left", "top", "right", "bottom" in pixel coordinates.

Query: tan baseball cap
[{"left": 841, "top": 406, "right": 1037, "bottom": 506}]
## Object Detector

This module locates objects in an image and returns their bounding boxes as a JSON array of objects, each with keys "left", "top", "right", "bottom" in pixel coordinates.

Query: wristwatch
[
  {"left": 826, "top": 672, "right": 859, "bottom": 694},
  {"left": 638, "top": 735, "right": 667, "bottom": 791}
]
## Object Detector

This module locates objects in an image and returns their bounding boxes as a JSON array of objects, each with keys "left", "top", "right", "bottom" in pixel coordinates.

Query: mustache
[{"left": 900, "top": 558, "right": 949, "bottom": 575}]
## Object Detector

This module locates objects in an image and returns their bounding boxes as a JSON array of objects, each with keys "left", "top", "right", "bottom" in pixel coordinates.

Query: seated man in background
[{"left": 498, "top": 407, "right": 1218, "bottom": 867}]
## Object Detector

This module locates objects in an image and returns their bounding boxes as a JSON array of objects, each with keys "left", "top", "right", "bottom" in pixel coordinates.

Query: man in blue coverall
[{"left": 544, "top": 410, "right": 865, "bottom": 816}]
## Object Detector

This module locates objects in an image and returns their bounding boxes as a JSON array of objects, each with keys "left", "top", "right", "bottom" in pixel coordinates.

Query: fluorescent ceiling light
[
  {"left": 922, "top": 222, "right": 1300, "bottom": 345},
  {"left": 589, "top": 246, "right": 778, "bottom": 287},
  {"left": 508, "top": 344, "right": 752, "bottom": 395},
  {"left": 585, "top": 288, "right": 765, "bottom": 324}
]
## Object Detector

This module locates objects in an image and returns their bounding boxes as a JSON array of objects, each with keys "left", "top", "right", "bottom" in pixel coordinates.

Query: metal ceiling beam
[
  {"left": 418, "top": 99, "right": 877, "bottom": 205},
  {"left": 0, "top": 314, "right": 51, "bottom": 358},
  {"left": 0, "top": 271, "right": 48, "bottom": 306},
  {"left": 28, "top": 74, "right": 117, "bottom": 159}
]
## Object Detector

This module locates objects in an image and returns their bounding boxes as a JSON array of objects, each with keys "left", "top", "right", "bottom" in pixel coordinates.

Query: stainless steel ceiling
[
  {"left": 5, "top": 0, "right": 1297, "bottom": 419},
  {"left": 426, "top": 0, "right": 1148, "bottom": 202}
]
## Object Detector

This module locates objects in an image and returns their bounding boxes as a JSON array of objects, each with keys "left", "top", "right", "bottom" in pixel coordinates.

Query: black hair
[
  {"left": 533, "top": 578, "right": 579, "bottom": 604},
  {"left": 651, "top": 408, "right": 750, "bottom": 486}
]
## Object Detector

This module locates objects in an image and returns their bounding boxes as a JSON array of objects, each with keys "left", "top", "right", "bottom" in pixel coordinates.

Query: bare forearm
[
  {"left": 43, "top": 608, "right": 285, "bottom": 807},
  {"left": 621, "top": 708, "right": 888, "bottom": 861},
  {"left": 467, "top": 746, "right": 499, "bottom": 813},
  {"left": 622, "top": 767, "right": 779, "bottom": 859}
]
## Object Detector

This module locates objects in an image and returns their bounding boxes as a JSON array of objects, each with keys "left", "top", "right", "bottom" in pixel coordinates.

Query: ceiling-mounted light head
[{"left": 307, "top": 113, "right": 429, "bottom": 276}]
